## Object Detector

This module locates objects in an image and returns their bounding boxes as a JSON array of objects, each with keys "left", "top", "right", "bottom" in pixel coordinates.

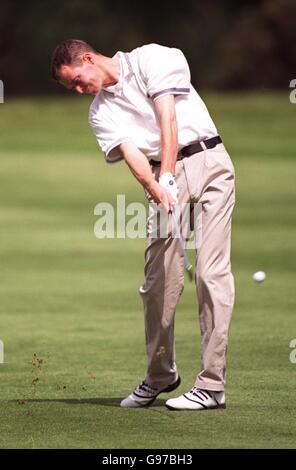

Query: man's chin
[
  {"left": 88, "top": 86, "right": 100, "bottom": 95},
  {"left": 82, "top": 86, "right": 98, "bottom": 95}
]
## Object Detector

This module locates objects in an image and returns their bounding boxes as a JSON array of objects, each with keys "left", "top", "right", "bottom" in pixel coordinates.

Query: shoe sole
[
  {"left": 141, "top": 376, "right": 182, "bottom": 407},
  {"left": 166, "top": 403, "right": 226, "bottom": 411}
]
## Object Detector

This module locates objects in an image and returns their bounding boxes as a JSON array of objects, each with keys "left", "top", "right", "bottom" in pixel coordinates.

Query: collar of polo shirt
[{"left": 102, "top": 52, "right": 133, "bottom": 96}]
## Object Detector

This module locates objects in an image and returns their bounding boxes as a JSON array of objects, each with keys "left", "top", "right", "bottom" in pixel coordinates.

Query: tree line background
[{"left": 0, "top": 0, "right": 295, "bottom": 95}]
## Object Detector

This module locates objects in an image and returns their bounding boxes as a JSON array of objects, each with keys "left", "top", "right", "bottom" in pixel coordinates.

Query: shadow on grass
[{"left": 13, "top": 397, "right": 167, "bottom": 408}]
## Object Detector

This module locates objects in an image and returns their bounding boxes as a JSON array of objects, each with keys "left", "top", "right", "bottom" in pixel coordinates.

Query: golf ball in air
[{"left": 252, "top": 271, "right": 266, "bottom": 283}]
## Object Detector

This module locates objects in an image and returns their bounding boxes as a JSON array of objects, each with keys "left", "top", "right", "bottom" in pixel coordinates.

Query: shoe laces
[
  {"left": 189, "top": 387, "right": 212, "bottom": 401},
  {"left": 138, "top": 380, "right": 158, "bottom": 395}
]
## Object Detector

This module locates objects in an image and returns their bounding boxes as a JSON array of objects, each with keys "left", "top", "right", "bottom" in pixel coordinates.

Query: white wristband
[{"left": 159, "top": 172, "right": 179, "bottom": 202}]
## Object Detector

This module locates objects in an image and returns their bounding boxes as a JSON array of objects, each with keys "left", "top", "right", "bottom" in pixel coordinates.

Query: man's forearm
[
  {"left": 154, "top": 95, "right": 178, "bottom": 176},
  {"left": 118, "top": 141, "right": 158, "bottom": 194},
  {"left": 117, "top": 141, "right": 175, "bottom": 210},
  {"left": 120, "top": 143, "right": 154, "bottom": 189},
  {"left": 159, "top": 116, "right": 178, "bottom": 175}
]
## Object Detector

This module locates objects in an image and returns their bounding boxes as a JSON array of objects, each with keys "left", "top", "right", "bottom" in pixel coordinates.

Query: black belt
[{"left": 150, "top": 135, "right": 222, "bottom": 166}]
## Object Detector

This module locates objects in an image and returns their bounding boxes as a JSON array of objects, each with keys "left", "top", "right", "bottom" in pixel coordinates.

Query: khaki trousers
[{"left": 139, "top": 143, "right": 235, "bottom": 391}]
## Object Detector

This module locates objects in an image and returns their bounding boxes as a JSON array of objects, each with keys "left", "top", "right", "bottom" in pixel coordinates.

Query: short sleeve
[
  {"left": 138, "top": 44, "right": 191, "bottom": 101},
  {"left": 88, "top": 103, "right": 130, "bottom": 164}
]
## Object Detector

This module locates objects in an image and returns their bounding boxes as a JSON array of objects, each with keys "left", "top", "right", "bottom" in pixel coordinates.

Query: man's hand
[
  {"left": 159, "top": 172, "right": 179, "bottom": 204},
  {"left": 146, "top": 179, "right": 176, "bottom": 212}
]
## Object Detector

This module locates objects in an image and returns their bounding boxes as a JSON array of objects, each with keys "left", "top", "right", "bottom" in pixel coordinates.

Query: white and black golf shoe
[
  {"left": 166, "top": 386, "right": 225, "bottom": 411},
  {"left": 120, "top": 376, "right": 181, "bottom": 408}
]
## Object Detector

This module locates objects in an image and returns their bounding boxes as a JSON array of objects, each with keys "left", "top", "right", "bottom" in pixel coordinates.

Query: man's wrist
[
  {"left": 145, "top": 178, "right": 158, "bottom": 194},
  {"left": 160, "top": 168, "right": 175, "bottom": 177}
]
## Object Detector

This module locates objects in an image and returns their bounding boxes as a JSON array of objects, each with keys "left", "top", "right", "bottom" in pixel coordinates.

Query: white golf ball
[{"left": 252, "top": 271, "right": 266, "bottom": 283}]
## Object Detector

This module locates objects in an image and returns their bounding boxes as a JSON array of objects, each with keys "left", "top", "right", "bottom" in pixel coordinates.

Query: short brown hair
[{"left": 51, "top": 39, "right": 97, "bottom": 81}]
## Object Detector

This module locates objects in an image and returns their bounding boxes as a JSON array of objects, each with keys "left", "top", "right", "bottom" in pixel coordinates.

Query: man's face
[{"left": 58, "top": 54, "right": 102, "bottom": 95}]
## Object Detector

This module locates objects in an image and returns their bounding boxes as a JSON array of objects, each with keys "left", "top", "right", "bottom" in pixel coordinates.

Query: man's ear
[{"left": 82, "top": 52, "right": 95, "bottom": 64}]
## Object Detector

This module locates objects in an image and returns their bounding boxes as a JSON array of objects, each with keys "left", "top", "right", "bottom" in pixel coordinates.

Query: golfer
[{"left": 51, "top": 40, "right": 235, "bottom": 410}]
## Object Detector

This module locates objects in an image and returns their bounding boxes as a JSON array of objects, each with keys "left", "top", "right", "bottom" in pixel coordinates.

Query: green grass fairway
[{"left": 0, "top": 93, "right": 295, "bottom": 448}]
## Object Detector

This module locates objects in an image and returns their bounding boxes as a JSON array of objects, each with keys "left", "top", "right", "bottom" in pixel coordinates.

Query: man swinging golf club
[{"left": 51, "top": 39, "right": 235, "bottom": 410}]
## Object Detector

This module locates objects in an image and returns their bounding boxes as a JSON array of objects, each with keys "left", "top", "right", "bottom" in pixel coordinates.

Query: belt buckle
[{"left": 200, "top": 140, "right": 208, "bottom": 151}]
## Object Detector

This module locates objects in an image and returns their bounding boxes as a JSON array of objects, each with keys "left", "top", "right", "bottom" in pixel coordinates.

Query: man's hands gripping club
[
  {"left": 147, "top": 178, "right": 178, "bottom": 212},
  {"left": 159, "top": 172, "right": 179, "bottom": 207}
]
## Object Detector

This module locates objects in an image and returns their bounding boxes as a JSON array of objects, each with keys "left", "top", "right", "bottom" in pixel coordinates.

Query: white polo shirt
[{"left": 89, "top": 43, "right": 218, "bottom": 164}]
